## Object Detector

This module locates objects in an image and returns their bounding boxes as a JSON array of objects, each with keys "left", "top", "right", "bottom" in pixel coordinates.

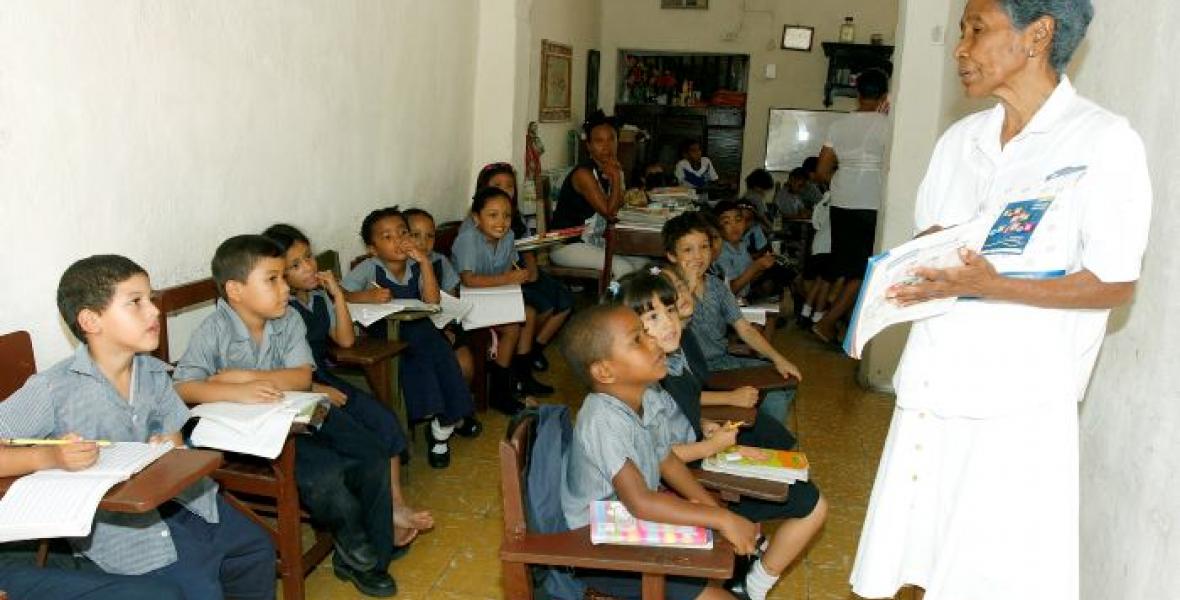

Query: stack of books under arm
[
  {"left": 701, "top": 446, "right": 810, "bottom": 484},
  {"left": 589, "top": 500, "right": 712, "bottom": 549}
]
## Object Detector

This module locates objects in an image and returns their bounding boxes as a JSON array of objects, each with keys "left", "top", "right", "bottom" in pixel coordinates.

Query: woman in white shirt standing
[
  {"left": 811, "top": 68, "right": 891, "bottom": 343},
  {"left": 851, "top": 1, "right": 1151, "bottom": 599}
]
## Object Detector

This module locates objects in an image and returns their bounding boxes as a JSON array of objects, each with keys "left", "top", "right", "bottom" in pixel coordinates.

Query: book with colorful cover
[
  {"left": 701, "top": 446, "right": 810, "bottom": 484},
  {"left": 589, "top": 500, "right": 713, "bottom": 549}
]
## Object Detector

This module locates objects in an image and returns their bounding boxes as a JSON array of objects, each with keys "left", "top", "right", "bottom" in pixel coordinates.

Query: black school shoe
[
  {"left": 332, "top": 553, "right": 397, "bottom": 597},
  {"left": 513, "top": 355, "right": 554, "bottom": 396},
  {"left": 425, "top": 424, "right": 451, "bottom": 469},
  {"left": 454, "top": 416, "right": 483, "bottom": 438},
  {"left": 489, "top": 364, "right": 526, "bottom": 416}
]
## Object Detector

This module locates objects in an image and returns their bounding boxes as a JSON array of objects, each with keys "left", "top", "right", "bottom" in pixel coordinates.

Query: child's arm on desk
[
  {"left": 0, "top": 435, "right": 98, "bottom": 476},
  {"left": 459, "top": 268, "right": 529, "bottom": 288},
  {"left": 175, "top": 365, "right": 311, "bottom": 405},
  {"left": 613, "top": 459, "right": 758, "bottom": 555},
  {"left": 732, "top": 319, "right": 802, "bottom": 381},
  {"left": 700, "top": 387, "right": 759, "bottom": 408},
  {"left": 670, "top": 425, "right": 737, "bottom": 463}
]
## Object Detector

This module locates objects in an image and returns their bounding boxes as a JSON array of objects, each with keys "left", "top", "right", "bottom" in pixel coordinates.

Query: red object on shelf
[{"left": 710, "top": 90, "right": 747, "bottom": 107}]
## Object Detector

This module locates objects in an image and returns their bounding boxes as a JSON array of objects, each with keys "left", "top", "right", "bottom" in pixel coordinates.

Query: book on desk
[
  {"left": 188, "top": 391, "right": 328, "bottom": 459},
  {"left": 701, "top": 446, "right": 809, "bottom": 484},
  {"left": 589, "top": 500, "right": 713, "bottom": 549},
  {"left": 0, "top": 441, "right": 173, "bottom": 543}
]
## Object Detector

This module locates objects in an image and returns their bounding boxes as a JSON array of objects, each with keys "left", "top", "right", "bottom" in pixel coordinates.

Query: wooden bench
[{"left": 500, "top": 413, "right": 734, "bottom": 600}]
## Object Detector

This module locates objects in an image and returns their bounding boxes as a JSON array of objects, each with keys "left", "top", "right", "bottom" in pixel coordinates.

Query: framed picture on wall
[
  {"left": 662, "top": 0, "right": 708, "bottom": 8},
  {"left": 539, "top": 40, "right": 572, "bottom": 122},
  {"left": 781, "top": 25, "right": 815, "bottom": 51}
]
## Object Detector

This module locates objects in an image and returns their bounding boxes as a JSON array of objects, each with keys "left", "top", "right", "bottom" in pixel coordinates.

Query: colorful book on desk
[
  {"left": 188, "top": 392, "right": 328, "bottom": 459},
  {"left": 514, "top": 226, "right": 584, "bottom": 251},
  {"left": 347, "top": 300, "right": 440, "bottom": 327},
  {"left": 0, "top": 441, "right": 173, "bottom": 543},
  {"left": 701, "top": 446, "right": 809, "bottom": 484},
  {"left": 459, "top": 284, "right": 525, "bottom": 329},
  {"left": 589, "top": 500, "right": 713, "bottom": 549}
]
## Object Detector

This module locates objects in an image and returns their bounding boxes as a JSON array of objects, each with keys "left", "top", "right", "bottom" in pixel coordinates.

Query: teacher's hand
[{"left": 888, "top": 248, "right": 999, "bottom": 306}]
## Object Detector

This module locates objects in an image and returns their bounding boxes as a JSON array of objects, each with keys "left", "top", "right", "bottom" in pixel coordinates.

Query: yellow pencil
[
  {"left": 0, "top": 438, "right": 112, "bottom": 447},
  {"left": 723, "top": 421, "right": 746, "bottom": 431}
]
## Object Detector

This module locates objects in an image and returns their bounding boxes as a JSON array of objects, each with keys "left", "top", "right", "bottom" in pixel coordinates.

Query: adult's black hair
[
  {"left": 856, "top": 68, "right": 889, "bottom": 100},
  {"left": 56, "top": 255, "right": 148, "bottom": 341},
  {"left": 360, "top": 206, "right": 405, "bottom": 246},
  {"left": 262, "top": 223, "right": 310, "bottom": 254},
  {"left": 211, "top": 235, "right": 284, "bottom": 298},
  {"left": 582, "top": 109, "right": 621, "bottom": 138}
]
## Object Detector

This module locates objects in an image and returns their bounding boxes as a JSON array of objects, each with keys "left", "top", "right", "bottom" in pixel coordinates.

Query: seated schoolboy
[
  {"left": 674, "top": 139, "right": 719, "bottom": 190},
  {"left": 404, "top": 207, "right": 475, "bottom": 382},
  {"left": 608, "top": 269, "right": 828, "bottom": 600},
  {"left": 172, "top": 236, "right": 397, "bottom": 597},
  {"left": 713, "top": 200, "right": 777, "bottom": 301},
  {"left": 739, "top": 168, "right": 775, "bottom": 221},
  {"left": 559, "top": 304, "right": 754, "bottom": 600},
  {"left": 774, "top": 167, "right": 823, "bottom": 219},
  {"left": 263, "top": 224, "right": 436, "bottom": 546},
  {"left": 342, "top": 208, "right": 485, "bottom": 453},
  {"left": 663, "top": 213, "right": 802, "bottom": 424},
  {"left": 0, "top": 255, "right": 274, "bottom": 599},
  {"left": 472, "top": 162, "right": 572, "bottom": 376},
  {"left": 0, "top": 446, "right": 186, "bottom": 600}
]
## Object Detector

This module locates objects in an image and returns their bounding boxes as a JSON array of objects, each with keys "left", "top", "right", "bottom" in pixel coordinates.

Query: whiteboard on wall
[{"left": 764, "top": 108, "right": 848, "bottom": 172}]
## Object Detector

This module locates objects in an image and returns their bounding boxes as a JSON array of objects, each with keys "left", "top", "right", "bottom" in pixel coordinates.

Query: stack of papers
[
  {"left": 739, "top": 303, "right": 780, "bottom": 326},
  {"left": 347, "top": 300, "right": 440, "bottom": 327},
  {"left": 430, "top": 292, "right": 474, "bottom": 329},
  {"left": 189, "top": 392, "right": 328, "bottom": 459},
  {"left": 701, "top": 446, "right": 809, "bottom": 484},
  {"left": 514, "top": 226, "right": 584, "bottom": 252},
  {"left": 589, "top": 500, "right": 712, "bottom": 549},
  {"left": 0, "top": 441, "right": 174, "bottom": 543},
  {"left": 459, "top": 285, "right": 525, "bottom": 329}
]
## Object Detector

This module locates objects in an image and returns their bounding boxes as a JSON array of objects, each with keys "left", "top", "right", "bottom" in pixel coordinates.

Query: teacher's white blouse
[{"left": 894, "top": 77, "right": 1152, "bottom": 418}]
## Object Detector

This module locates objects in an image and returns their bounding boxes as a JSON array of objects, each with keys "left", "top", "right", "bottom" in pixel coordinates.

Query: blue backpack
[{"left": 514, "top": 404, "right": 586, "bottom": 600}]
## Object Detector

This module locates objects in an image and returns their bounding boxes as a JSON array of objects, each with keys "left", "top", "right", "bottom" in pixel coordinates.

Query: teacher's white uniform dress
[{"left": 850, "top": 78, "right": 1152, "bottom": 600}]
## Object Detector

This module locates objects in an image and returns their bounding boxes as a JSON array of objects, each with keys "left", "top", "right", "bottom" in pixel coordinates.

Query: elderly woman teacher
[{"left": 851, "top": 1, "right": 1152, "bottom": 599}]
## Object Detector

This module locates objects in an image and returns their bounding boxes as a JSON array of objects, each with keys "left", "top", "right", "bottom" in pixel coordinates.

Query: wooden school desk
[{"left": 0, "top": 449, "right": 223, "bottom": 513}]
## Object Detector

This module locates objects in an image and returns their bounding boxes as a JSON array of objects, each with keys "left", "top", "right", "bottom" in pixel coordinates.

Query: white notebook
[
  {"left": 188, "top": 392, "right": 327, "bottom": 459},
  {"left": 0, "top": 441, "right": 173, "bottom": 543},
  {"left": 459, "top": 284, "right": 526, "bottom": 329}
]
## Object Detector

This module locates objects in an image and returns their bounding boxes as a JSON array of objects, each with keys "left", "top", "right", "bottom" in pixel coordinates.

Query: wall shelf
[{"left": 821, "top": 42, "right": 894, "bottom": 107}]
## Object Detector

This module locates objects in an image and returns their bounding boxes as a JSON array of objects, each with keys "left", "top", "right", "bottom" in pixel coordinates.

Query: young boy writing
[
  {"left": 559, "top": 304, "right": 756, "bottom": 600},
  {"left": 0, "top": 255, "right": 274, "bottom": 598},
  {"left": 172, "top": 236, "right": 397, "bottom": 597}
]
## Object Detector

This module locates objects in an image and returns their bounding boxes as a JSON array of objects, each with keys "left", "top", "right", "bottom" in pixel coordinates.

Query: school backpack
[{"left": 510, "top": 404, "right": 586, "bottom": 600}]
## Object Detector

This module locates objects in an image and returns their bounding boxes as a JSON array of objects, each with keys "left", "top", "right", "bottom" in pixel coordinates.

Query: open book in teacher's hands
[
  {"left": 843, "top": 220, "right": 991, "bottom": 359},
  {"left": 0, "top": 441, "right": 174, "bottom": 543}
]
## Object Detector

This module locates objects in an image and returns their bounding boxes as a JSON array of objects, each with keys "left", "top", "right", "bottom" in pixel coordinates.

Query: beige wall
[
  {"left": 0, "top": 1, "right": 480, "bottom": 364},
  {"left": 526, "top": 0, "right": 603, "bottom": 170},
  {"left": 599, "top": 0, "right": 898, "bottom": 179}
]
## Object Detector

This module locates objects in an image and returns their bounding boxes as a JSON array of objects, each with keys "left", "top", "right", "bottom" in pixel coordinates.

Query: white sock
[
  {"left": 811, "top": 310, "right": 825, "bottom": 323},
  {"left": 744, "top": 559, "right": 779, "bottom": 600},
  {"left": 800, "top": 304, "right": 813, "bottom": 318},
  {"left": 431, "top": 418, "right": 454, "bottom": 454}
]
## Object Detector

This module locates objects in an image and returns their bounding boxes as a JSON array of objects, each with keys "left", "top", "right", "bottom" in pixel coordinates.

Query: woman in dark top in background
[{"left": 548, "top": 110, "right": 644, "bottom": 278}]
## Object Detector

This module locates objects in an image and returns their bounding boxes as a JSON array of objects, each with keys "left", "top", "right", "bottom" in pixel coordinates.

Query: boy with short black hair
[
  {"left": 713, "top": 200, "right": 776, "bottom": 300},
  {"left": 173, "top": 235, "right": 398, "bottom": 597},
  {"left": 559, "top": 304, "right": 753, "bottom": 600},
  {"left": 0, "top": 254, "right": 275, "bottom": 599}
]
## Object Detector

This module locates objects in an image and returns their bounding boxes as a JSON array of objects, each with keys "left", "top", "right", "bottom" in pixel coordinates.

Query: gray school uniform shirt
[
  {"left": 561, "top": 386, "right": 696, "bottom": 530},
  {"left": 687, "top": 275, "right": 744, "bottom": 366},
  {"left": 341, "top": 256, "right": 427, "bottom": 294},
  {"left": 172, "top": 299, "right": 315, "bottom": 382},
  {"left": 0, "top": 344, "right": 220, "bottom": 575},
  {"left": 451, "top": 225, "right": 519, "bottom": 276}
]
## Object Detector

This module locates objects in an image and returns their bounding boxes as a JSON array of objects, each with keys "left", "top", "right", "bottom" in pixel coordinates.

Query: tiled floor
[{"left": 298, "top": 325, "right": 913, "bottom": 599}]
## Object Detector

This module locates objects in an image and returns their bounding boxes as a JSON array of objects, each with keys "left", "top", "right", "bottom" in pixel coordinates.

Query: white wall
[
  {"left": 1070, "top": 2, "right": 1180, "bottom": 597},
  {"left": 0, "top": 1, "right": 480, "bottom": 366},
  {"left": 599, "top": 0, "right": 898, "bottom": 179}
]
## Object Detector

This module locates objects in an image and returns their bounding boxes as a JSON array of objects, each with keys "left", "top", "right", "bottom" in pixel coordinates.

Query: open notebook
[
  {"left": 0, "top": 441, "right": 173, "bottom": 543},
  {"left": 459, "top": 284, "right": 525, "bottom": 329},
  {"left": 188, "top": 391, "right": 328, "bottom": 459}
]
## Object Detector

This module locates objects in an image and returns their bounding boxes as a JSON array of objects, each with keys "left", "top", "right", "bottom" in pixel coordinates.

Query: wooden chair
[
  {"left": 500, "top": 413, "right": 733, "bottom": 600},
  {"left": 537, "top": 179, "right": 614, "bottom": 296},
  {"left": 0, "top": 330, "right": 53, "bottom": 569},
  {"left": 152, "top": 279, "right": 330, "bottom": 600}
]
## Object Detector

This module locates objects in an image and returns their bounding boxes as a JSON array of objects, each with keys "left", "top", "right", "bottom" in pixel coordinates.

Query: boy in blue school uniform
[
  {"left": 172, "top": 235, "right": 397, "bottom": 597},
  {"left": 0, "top": 255, "right": 274, "bottom": 599},
  {"left": 559, "top": 304, "right": 757, "bottom": 600}
]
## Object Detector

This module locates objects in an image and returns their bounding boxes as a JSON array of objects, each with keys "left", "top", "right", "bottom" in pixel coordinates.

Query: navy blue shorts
[{"left": 522, "top": 271, "right": 574, "bottom": 314}]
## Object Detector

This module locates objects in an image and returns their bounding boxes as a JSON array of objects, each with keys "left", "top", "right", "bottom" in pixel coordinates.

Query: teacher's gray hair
[{"left": 997, "top": 0, "right": 1093, "bottom": 73}]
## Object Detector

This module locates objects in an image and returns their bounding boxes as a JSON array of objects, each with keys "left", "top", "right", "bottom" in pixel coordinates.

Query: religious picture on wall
[{"left": 540, "top": 40, "right": 572, "bottom": 122}]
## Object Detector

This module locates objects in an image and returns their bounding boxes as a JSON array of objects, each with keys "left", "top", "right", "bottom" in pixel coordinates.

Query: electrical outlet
[{"left": 722, "top": 31, "right": 740, "bottom": 42}]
